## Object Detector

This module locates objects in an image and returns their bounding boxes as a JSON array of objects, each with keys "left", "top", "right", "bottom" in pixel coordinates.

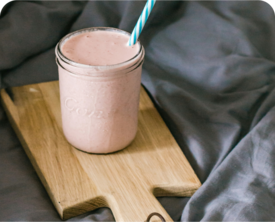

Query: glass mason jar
[{"left": 55, "top": 27, "right": 145, "bottom": 153}]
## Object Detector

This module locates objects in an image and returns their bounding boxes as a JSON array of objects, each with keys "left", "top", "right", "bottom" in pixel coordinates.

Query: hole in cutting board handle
[{"left": 145, "top": 212, "right": 166, "bottom": 222}]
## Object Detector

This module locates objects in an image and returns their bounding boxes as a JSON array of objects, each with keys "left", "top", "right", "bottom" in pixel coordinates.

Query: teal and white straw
[{"left": 128, "top": 0, "right": 156, "bottom": 46}]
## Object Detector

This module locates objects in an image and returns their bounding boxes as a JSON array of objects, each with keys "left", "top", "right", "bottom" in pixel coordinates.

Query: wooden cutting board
[{"left": 0, "top": 81, "right": 201, "bottom": 221}]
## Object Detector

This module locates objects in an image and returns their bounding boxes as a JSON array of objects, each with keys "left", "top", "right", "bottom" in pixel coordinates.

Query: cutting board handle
[{"left": 106, "top": 188, "right": 173, "bottom": 222}]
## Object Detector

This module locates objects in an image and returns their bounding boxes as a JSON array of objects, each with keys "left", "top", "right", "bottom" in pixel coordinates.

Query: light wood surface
[{"left": 0, "top": 81, "right": 201, "bottom": 221}]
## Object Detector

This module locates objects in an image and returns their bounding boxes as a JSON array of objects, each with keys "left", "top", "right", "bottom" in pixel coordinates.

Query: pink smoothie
[
  {"left": 62, "top": 31, "right": 139, "bottom": 66},
  {"left": 56, "top": 28, "right": 144, "bottom": 153}
]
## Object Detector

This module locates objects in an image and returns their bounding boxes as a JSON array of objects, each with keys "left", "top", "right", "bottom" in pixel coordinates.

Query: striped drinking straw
[{"left": 128, "top": 0, "right": 156, "bottom": 46}]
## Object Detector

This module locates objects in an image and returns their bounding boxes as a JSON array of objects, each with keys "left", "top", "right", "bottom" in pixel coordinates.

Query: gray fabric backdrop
[{"left": 1, "top": 1, "right": 275, "bottom": 221}]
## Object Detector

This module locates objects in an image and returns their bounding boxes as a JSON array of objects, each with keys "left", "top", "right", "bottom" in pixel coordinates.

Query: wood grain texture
[{"left": 0, "top": 81, "right": 201, "bottom": 221}]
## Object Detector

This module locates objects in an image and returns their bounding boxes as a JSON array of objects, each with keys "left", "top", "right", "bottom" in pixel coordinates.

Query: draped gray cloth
[{"left": 1, "top": 1, "right": 275, "bottom": 221}]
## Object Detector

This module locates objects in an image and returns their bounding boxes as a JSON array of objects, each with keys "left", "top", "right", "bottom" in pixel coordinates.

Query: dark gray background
[{"left": 1, "top": 1, "right": 275, "bottom": 221}]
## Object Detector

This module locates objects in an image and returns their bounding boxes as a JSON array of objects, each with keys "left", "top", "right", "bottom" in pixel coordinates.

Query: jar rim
[{"left": 55, "top": 27, "right": 143, "bottom": 70}]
